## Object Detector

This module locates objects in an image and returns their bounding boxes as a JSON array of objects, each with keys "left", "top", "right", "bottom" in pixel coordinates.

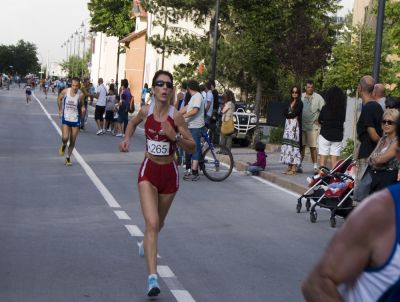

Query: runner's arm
[
  {"left": 57, "top": 90, "right": 66, "bottom": 116},
  {"left": 302, "top": 191, "right": 390, "bottom": 301}
]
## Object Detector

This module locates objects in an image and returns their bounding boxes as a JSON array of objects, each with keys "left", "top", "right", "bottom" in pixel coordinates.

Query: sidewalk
[{"left": 231, "top": 145, "right": 315, "bottom": 195}]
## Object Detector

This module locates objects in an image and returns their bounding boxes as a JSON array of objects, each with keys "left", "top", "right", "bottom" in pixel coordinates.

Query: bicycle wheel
[{"left": 201, "top": 145, "right": 234, "bottom": 181}]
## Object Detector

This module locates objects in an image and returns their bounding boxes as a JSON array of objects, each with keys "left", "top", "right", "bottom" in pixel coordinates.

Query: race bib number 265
[{"left": 147, "top": 140, "right": 170, "bottom": 156}]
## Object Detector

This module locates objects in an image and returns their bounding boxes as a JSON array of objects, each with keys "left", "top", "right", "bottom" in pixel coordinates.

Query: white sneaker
[
  {"left": 96, "top": 129, "right": 103, "bottom": 135},
  {"left": 106, "top": 128, "right": 111, "bottom": 132},
  {"left": 116, "top": 133, "right": 123, "bottom": 137}
]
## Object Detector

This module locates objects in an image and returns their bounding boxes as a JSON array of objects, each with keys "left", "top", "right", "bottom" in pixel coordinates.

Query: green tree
[
  {"left": 61, "top": 51, "right": 91, "bottom": 78},
  {"left": 323, "top": 22, "right": 395, "bottom": 95},
  {"left": 87, "top": 0, "right": 135, "bottom": 87},
  {"left": 0, "top": 40, "right": 40, "bottom": 76}
]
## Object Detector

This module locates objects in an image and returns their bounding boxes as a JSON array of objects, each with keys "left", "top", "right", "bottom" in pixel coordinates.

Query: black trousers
[{"left": 369, "top": 169, "right": 398, "bottom": 194}]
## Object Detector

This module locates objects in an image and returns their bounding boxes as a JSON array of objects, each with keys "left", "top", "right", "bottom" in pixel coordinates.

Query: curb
[{"left": 234, "top": 160, "right": 307, "bottom": 195}]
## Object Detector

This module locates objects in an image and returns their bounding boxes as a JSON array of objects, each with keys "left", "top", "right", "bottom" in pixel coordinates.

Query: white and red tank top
[{"left": 145, "top": 103, "right": 177, "bottom": 156}]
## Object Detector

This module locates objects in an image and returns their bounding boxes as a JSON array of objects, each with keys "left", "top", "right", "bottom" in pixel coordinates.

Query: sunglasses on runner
[
  {"left": 382, "top": 120, "right": 396, "bottom": 126},
  {"left": 154, "top": 80, "right": 173, "bottom": 89}
]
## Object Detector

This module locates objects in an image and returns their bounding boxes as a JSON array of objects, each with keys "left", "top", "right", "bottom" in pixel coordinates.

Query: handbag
[{"left": 221, "top": 113, "right": 234, "bottom": 135}]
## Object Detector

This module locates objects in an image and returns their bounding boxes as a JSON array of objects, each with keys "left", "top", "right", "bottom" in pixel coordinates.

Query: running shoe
[
  {"left": 138, "top": 240, "right": 144, "bottom": 257},
  {"left": 147, "top": 275, "right": 160, "bottom": 297},
  {"left": 64, "top": 158, "right": 72, "bottom": 166},
  {"left": 59, "top": 144, "right": 66, "bottom": 156},
  {"left": 96, "top": 129, "right": 103, "bottom": 135}
]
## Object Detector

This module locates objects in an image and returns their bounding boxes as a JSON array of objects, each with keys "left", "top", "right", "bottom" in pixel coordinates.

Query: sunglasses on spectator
[
  {"left": 155, "top": 80, "right": 173, "bottom": 89},
  {"left": 382, "top": 120, "right": 395, "bottom": 126},
  {"left": 291, "top": 91, "right": 299, "bottom": 94}
]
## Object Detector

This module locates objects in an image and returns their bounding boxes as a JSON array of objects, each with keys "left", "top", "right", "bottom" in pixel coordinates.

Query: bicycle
[{"left": 199, "top": 128, "right": 234, "bottom": 181}]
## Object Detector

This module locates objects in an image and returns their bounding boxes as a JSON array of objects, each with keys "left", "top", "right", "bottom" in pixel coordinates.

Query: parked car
[{"left": 232, "top": 102, "right": 258, "bottom": 146}]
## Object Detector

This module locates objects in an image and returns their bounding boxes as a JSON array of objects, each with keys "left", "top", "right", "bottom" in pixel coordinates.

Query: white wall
[
  {"left": 90, "top": 32, "right": 125, "bottom": 86},
  {"left": 143, "top": 14, "right": 207, "bottom": 85}
]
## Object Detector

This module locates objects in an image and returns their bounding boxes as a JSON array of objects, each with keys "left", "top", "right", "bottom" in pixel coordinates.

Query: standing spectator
[
  {"left": 280, "top": 86, "right": 303, "bottom": 175},
  {"left": 317, "top": 86, "right": 347, "bottom": 169},
  {"left": 299, "top": 80, "right": 325, "bottom": 173},
  {"left": 204, "top": 81, "right": 214, "bottom": 127},
  {"left": 80, "top": 78, "right": 91, "bottom": 130},
  {"left": 141, "top": 83, "right": 149, "bottom": 106},
  {"left": 219, "top": 90, "right": 236, "bottom": 153},
  {"left": 211, "top": 80, "right": 219, "bottom": 144},
  {"left": 353, "top": 75, "right": 384, "bottom": 202},
  {"left": 175, "top": 82, "right": 187, "bottom": 112},
  {"left": 94, "top": 78, "right": 108, "bottom": 135},
  {"left": 367, "top": 108, "right": 399, "bottom": 194},
  {"left": 182, "top": 80, "right": 205, "bottom": 181},
  {"left": 385, "top": 96, "right": 400, "bottom": 110},
  {"left": 119, "top": 79, "right": 131, "bottom": 134},
  {"left": 373, "top": 83, "right": 386, "bottom": 110},
  {"left": 105, "top": 87, "right": 116, "bottom": 132}
]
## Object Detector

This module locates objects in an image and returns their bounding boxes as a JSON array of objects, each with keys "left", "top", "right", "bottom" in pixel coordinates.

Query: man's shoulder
[{"left": 364, "top": 100, "right": 383, "bottom": 112}]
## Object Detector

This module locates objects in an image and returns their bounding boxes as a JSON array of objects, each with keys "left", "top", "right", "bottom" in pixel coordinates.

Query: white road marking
[
  {"left": 32, "top": 93, "right": 121, "bottom": 208},
  {"left": 251, "top": 175, "right": 300, "bottom": 198},
  {"left": 157, "top": 265, "right": 175, "bottom": 278},
  {"left": 114, "top": 210, "right": 131, "bottom": 220},
  {"left": 171, "top": 290, "right": 196, "bottom": 302},
  {"left": 125, "top": 224, "right": 144, "bottom": 237}
]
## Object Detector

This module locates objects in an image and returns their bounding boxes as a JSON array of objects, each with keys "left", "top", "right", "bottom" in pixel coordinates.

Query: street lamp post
[
  {"left": 372, "top": 0, "right": 386, "bottom": 82},
  {"left": 210, "top": 0, "right": 220, "bottom": 83},
  {"left": 81, "top": 22, "right": 85, "bottom": 78},
  {"left": 70, "top": 35, "right": 73, "bottom": 77}
]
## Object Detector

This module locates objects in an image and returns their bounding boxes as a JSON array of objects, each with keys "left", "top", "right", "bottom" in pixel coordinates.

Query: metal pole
[
  {"left": 210, "top": 0, "right": 220, "bottom": 82},
  {"left": 372, "top": 0, "right": 386, "bottom": 82},
  {"left": 82, "top": 26, "right": 86, "bottom": 78}
]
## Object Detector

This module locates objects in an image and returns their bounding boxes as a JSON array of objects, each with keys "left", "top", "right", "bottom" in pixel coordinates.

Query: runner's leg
[
  {"left": 158, "top": 193, "right": 176, "bottom": 231},
  {"left": 139, "top": 181, "right": 160, "bottom": 275},
  {"left": 61, "top": 124, "right": 70, "bottom": 146},
  {"left": 67, "top": 127, "right": 79, "bottom": 157}
]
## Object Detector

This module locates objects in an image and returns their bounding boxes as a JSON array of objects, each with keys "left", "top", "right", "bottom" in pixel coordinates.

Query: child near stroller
[
  {"left": 309, "top": 162, "right": 356, "bottom": 227},
  {"left": 296, "top": 155, "right": 353, "bottom": 213}
]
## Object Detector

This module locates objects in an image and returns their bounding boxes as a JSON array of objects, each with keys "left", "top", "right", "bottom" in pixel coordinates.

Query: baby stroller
[
  {"left": 309, "top": 161, "right": 356, "bottom": 227},
  {"left": 296, "top": 155, "right": 353, "bottom": 213}
]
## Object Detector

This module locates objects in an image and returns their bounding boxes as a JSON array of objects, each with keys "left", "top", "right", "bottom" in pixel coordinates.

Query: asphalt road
[{"left": 0, "top": 86, "right": 338, "bottom": 302}]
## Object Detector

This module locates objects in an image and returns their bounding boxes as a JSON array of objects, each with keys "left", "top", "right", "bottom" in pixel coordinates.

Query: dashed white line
[
  {"left": 157, "top": 265, "right": 175, "bottom": 278},
  {"left": 125, "top": 224, "right": 144, "bottom": 237},
  {"left": 114, "top": 210, "right": 131, "bottom": 220},
  {"left": 171, "top": 290, "right": 196, "bottom": 302}
]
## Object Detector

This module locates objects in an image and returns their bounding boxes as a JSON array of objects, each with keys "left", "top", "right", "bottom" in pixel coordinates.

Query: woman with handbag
[
  {"left": 220, "top": 90, "right": 236, "bottom": 152},
  {"left": 367, "top": 108, "right": 399, "bottom": 194},
  {"left": 280, "top": 86, "right": 303, "bottom": 175}
]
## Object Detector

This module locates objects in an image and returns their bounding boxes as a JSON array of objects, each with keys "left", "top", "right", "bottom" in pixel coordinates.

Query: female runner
[{"left": 119, "top": 70, "right": 195, "bottom": 297}]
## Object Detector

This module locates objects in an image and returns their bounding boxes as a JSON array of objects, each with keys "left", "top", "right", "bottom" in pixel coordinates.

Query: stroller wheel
[
  {"left": 306, "top": 199, "right": 311, "bottom": 212},
  {"left": 296, "top": 202, "right": 302, "bottom": 213},
  {"left": 310, "top": 211, "right": 317, "bottom": 223},
  {"left": 330, "top": 217, "right": 336, "bottom": 228}
]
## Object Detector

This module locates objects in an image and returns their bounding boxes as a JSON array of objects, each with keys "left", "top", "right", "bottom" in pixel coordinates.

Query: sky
[
  {"left": 0, "top": 0, "right": 353, "bottom": 65},
  {"left": 0, "top": 0, "right": 90, "bottom": 64}
]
